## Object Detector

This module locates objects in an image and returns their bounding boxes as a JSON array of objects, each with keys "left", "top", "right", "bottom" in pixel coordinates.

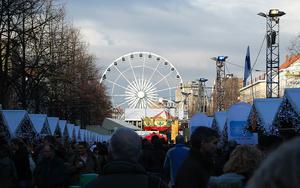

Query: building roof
[{"left": 280, "top": 54, "right": 300, "bottom": 70}]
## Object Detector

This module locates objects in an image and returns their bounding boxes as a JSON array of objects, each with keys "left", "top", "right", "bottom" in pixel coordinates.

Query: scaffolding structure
[
  {"left": 212, "top": 56, "right": 227, "bottom": 112},
  {"left": 259, "top": 9, "right": 285, "bottom": 98}
]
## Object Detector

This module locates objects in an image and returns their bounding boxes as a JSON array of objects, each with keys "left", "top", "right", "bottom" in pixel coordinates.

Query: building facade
[
  {"left": 209, "top": 75, "right": 243, "bottom": 114},
  {"left": 240, "top": 54, "right": 300, "bottom": 103}
]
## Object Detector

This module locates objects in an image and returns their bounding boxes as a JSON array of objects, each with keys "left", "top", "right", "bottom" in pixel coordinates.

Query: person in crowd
[
  {"left": 0, "top": 133, "right": 17, "bottom": 188},
  {"left": 246, "top": 136, "right": 300, "bottom": 188},
  {"left": 214, "top": 140, "right": 238, "bottom": 176},
  {"left": 32, "top": 135, "right": 56, "bottom": 163},
  {"left": 86, "top": 128, "right": 168, "bottom": 188},
  {"left": 33, "top": 144, "right": 68, "bottom": 188},
  {"left": 68, "top": 142, "right": 99, "bottom": 185},
  {"left": 208, "top": 145, "right": 262, "bottom": 188},
  {"left": 175, "top": 126, "right": 219, "bottom": 188},
  {"left": 94, "top": 142, "right": 108, "bottom": 173},
  {"left": 257, "top": 134, "right": 282, "bottom": 158},
  {"left": 163, "top": 135, "right": 190, "bottom": 188},
  {"left": 10, "top": 138, "right": 32, "bottom": 188},
  {"left": 140, "top": 135, "right": 166, "bottom": 177}
]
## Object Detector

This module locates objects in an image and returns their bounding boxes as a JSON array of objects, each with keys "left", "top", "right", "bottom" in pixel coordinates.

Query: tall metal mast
[
  {"left": 258, "top": 9, "right": 285, "bottom": 98},
  {"left": 212, "top": 56, "right": 227, "bottom": 112}
]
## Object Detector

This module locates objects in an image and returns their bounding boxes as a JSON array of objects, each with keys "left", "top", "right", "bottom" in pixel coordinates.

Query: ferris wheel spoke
[
  {"left": 128, "top": 57, "right": 138, "bottom": 84},
  {"left": 132, "top": 98, "right": 140, "bottom": 108},
  {"left": 155, "top": 86, "right": 178, "bottom": 93},
  {"left": 148, "top": 71, "right": 173, "bottom": 90},
  {"left": 148, "top": 61, "right": 162, "bottom": 82},
  {"left": 128, "top": 99, "right": 137, "bottom": 108},
  {"left": 114, "top": 100, "right": 129, "bottom": 109},
  {"left": 106, "top": 79, "right": 128, "bottom": 90},
  {"left": 130, "top": 80, "right": 140, "bottom": 92},
  {"left": 127, "top": 83, "right": 138, "bottom": 93},
  {"left": 111, "top": 94, "right": 131, "bottom": 97},
  {"left": 114, "top": 65, "right": 133, "bottom": 86},
  {"left": 145, "top": 86, "right": 157, "bottom": 93},
  {"left": 142, "top": 55, "right": 146, "bottom": 81},
  {"left": 146, "top": 97, "right": 159, "bottom": 108}
]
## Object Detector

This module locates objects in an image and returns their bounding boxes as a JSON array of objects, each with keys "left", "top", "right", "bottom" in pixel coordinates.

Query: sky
[{"left": 65, "top": 0, "right": 300, "bottom": 86}]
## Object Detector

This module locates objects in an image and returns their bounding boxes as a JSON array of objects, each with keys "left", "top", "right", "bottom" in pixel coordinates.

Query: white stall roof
[
  {"left": 214, "top": 112, "right": 227, "bottom": 132},
  {"left": 67, "top": 123, "right": 74, "bottom": 138},
  {"left": 28, "top": 114, "right": 48, "bottom": 134},
  {"left": 103, "top": 118, "right": 141, "bottom": 131},
  {"left": 189, "top": 113, "right": 209, "bottom": 127},
  {"left": 2, "top": 110, "right": 28, "bottom": 136},
  {"left": 58, "top": 120, "right": 67, "bottom": 135},
  {"left": 285, "top": 88, "right": 300, "bottom": 115},
  {"left": 79, "top": 129, "right": 85, "bottom": 141},
  {"left": 48, "top": 117, "right": 59, "bottom": 135},
  {"left": 207, "top": 117, "right": 213, "bottom": 128},
  {"left": 74, "top": 126, "right": 80, "bottom": 140},
  {"left": 227, "top": 102, "right": 252, "bottom": 121},
  {"left": 253, "top": 98, "right": 283, "bottom": 131}
]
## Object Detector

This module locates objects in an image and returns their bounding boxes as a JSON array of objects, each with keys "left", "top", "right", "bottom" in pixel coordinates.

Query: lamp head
[
  {"left": 268, "top": 9, "right": 285, "bottom": 17},
  {"left": 258, "top": 12, "right": 267, "bottom": 18},
  {"left": 217, "top": 56, "right": 228, "bottom": 62},
  {"left": 199, "top": 78, "right": 208, "bottom": 82}
]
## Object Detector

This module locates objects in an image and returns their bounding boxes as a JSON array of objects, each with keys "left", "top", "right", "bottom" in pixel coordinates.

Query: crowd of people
[{"left": 0, "top": 126, "right": 300, "bottom": 188}]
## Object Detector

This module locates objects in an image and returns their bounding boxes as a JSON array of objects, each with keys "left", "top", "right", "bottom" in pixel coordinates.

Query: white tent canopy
[
  {"left": 189, "top": 113, "right": 210, "bottom": 127},
  {"left": 59, "top": 120, "right": 67, "bottom": 138},
  {"left": 102, "top": 118, "right": 141, "bottom": 131},
  {"left": 2, "top": 110, "right": 36, "bottom": 138},
  {"left": 79, "top": 129, "right": 86, "bottom": 141},
  {"left": 0, "top": 110, "right": 10, "bottom": 139},
  {"left": 74, "top": 126, "right": 80, "bottom": 141},
  {"left": 207, "top": 117, "right": 213, "bottom": 128},
  {"left": 48, "top": 117, "right": 59, "bottom": 136},
  {"left": 227, "top": 102, "right": 257, "bottom": 144},
  {"left": 252, "top": 98, "right": 283, "bottom": 132},
  {"left": 213, "top": 112, "right": 227, "bottom": 133},
  {"left": 285, "top": 88, "right": 300, "bottom": 115},
  {"left": 67, "top": 123, "right": 75, "bottom": 140},
  {"left": 29, "top": 114, "right": 51, "bottom": 135}
]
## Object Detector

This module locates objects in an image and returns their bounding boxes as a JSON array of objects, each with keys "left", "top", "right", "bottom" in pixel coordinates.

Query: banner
[
  {"left": 228, "top": 121, "right": 258, "bottom": 145},
  {"left": 171, "top": 120, "right": 179, "bottom": 141}
]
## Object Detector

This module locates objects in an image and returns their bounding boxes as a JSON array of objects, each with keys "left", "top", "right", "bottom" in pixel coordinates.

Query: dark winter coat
[
  {"left": 208, "top": 172, "right": 246, "bottom": 188},
  {"left": 0, "top": 156, "right": 17, "bottom": 188},
  {"left": 33, "top": 156, "right": 68, "bottom": 188},
  {"left": 175, "top": 148, "right": 215, "bottom": 188},
  {"left": 11, "top": 148, "right": 32, "bottom": 180},
  {"left": 85, "top": 160, "right": 169, "bottom": 188},
  {"left": 68, "top": 152, "right": 99, "bottom": 185}
]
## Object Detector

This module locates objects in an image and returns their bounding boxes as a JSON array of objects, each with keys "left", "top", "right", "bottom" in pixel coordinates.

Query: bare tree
[{"left": 288, "top": 33, "right": 300, "bottom": 55}]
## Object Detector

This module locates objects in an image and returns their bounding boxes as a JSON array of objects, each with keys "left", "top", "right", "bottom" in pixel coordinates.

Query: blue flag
[{"left": 243, "top": 46, "right": 251, "bottom": 87}]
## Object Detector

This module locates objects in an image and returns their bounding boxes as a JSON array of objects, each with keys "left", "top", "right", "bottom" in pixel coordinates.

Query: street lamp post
[
  {"left": 198, "top": 78, "right": 208, "bottom": 113},
  {"left": 181, "top": 91, "right": 191, "bottom": 119},
  {"left": 258, "top": 9, "right": 285, "bottom": 98}
]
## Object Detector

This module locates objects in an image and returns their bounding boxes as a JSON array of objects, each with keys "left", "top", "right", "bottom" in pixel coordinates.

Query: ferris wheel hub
[{"left": 137, "top": 91, "right": 146, "bottom": 99}]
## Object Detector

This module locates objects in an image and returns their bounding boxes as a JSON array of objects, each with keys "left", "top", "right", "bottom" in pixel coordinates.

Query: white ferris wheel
[{"left": 100, "top": 52, "right": 183, "bottom": 110}]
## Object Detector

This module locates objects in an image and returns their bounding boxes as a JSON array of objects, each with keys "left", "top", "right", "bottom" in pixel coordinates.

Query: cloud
[{"left": 66, "top": 0, "right": 300, "bottom": 86}]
